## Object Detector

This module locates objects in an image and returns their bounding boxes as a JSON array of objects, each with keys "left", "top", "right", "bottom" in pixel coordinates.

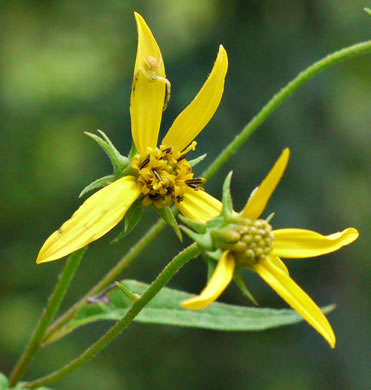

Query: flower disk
[
  {"left": 232, "top": 219, "right": 274, "bottom": 266},
  {"left": 132, "top": 141, "right": 206, "bottom": 208}
]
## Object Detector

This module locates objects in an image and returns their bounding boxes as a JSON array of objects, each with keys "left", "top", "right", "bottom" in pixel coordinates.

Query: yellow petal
[
  {"left": 37, "top": 177, "right": 141, "bottom": 263},
  {"left": 180, "top": 251, "right": 235, "bottom": 310},
  {"left": 269, "top": 255, "right": 289, "bottom": 275},
  {"left": 130, "top": 12, "right": 166, "bottom": 154},
  {"left": 241, "top": 148, "right": 290, "bottom": 220},
  {"left": 272, "top": 227, "right": 359, "bottom": 258},
  {"left": 162, "top": 45, "right": 228, "bottom": 152},
  {"left": 176, "top": 189, "right": 222, "bottom": 223},
  {"left": 253, "top": 256, "right": 335, "bottom": 348}
]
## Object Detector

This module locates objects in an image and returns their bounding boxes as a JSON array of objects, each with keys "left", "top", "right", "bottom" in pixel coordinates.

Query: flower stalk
[
  {"left": 8, "top": 248, "right": 86, "bottom": 387},
  {"left": 203, "top": 39, "right": 371, "bottom": 180},
  {"left": 25, "top": 244, "right": 202, "bottom": 389}
]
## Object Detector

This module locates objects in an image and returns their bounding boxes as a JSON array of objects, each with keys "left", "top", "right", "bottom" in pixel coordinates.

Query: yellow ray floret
[
  {"left": 176, "top": 190, "right": 222, "bottom": 223},
  {"left": 241, "top": 148, "right": 289, "bottom": 220},
  {"left": 253, "top": 257, "right": 336, "bottom": 348},
  {"left": 37, "top": 177, "right": 140, "bottom": 263},
  {"left": 162, "top": 45, "right": 228, "bottom": 153},
  {"left": 180, "top": 251, "right": 235, "bottom": 310},
  {"left": 130, "top": 12, "right": 166, "bottom": 154},
  {"left": 272, "top": 228, "right": 359, "bottom": 258},
  {"left": 37, "top": 13, "right": 228, "bottom": 263}
]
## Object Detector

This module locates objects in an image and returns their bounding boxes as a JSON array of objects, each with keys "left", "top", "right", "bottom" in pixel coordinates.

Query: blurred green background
[{"left": 0, "top": 0, "right": 370, "bottom": 389}]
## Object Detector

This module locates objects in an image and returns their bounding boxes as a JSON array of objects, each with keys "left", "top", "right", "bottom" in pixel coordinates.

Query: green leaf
[
  {"left": 79, "top": 175, "right": 115, "bottom": 198},
  {"left": 233, "top": 269, "right": 258, "bottom": 306},
  {"left": 221, "top": 171, "right": 234, "bottom": 217},
  {"left": 84, "top": 130, "right": 128, "bottom": 174},
  {"left": 178, "top": 214, "right": 208, "bottom": 234},
  {"left": 115, "top": 281, "right": 140, "bottom": 302},
  {"left": 0, "top": 374, "right": 8, "bottom": 390},
  {"left": 188, "top": 153, "right": 207, "bottom": 167},
  {"left": 157, "top": 206, "right": 182, "bottom": 241},
  {"left": 0, "top": 373, "right": 53, "bottom": 390},
  {"left": 111, "top": 199, "right": 144, "bottom": 243},
  {"left": 45, "top": 280, "right": 335, "bottom": 344},
  {"left": 180, "top": 225, "right": 212, "bottom": 250},
  {"left": 205, "top": 256, "right": 217, "bottom": 279}
]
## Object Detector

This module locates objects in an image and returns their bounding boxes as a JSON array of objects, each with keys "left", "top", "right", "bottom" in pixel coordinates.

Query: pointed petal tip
[
  {"left": 36, "top": 257, "right": 54, "bottom": 265},
  {"left": 241, "top": 148, "right": 290, "bottom": 220},
  {"left": 134, "top": 12, "right": 147, "bottom": 30},
  {"left": 218, "top": 44, "right": 228, "bottom": 59},
  {"left": 323, "top": 327, "right": 336, "bottom": 349},
  {"left": 254, "top": 257, "right": 336, "bottom": 349},
  {"left": 35, "top": 256, "right": 43, "bottom": 265},
  {"left": 36, "top": 250, "right": 60, "bottom": 264},
  {"left": 279, "top": 147, "right": 290, "bottom": 166},
  {"left": 133, "top": 11, "right": 143, "bottom": 21},
  {"left": 216, "top": 45, "right": 228, "bottom": 70},
  {"left": 35, "top": 177, "right": 140, "bottom": 266},
  {"left": 319, "top": 315, "right": 336, "bottom": 349},
  {"left": 181, "top": 251, "right": 235, "bottom": 311}
]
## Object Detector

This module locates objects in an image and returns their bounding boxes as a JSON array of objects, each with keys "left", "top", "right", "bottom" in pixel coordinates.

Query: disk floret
[
  {"left": 132, "top": 141, "right": 206, "bottom": 208},
  {"left": 229, "top": 218, "right": 274, "bottom": 266},
  {"left": 179, "top": 171, "right": 274, "bottom": 267},
  {"left": 196, "top": 217, "right": 273, "bottom": 266}
]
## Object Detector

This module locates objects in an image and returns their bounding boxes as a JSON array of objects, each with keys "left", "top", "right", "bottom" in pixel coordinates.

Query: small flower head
[
  {"left": 37, "top": 12, "right": 226, "bottom": 263},
  {"left": 131, "top": 142, "right": 206, "bottom": 208},
  {"left": 180, "top": 149, "right": 359, "bottom": 348}
]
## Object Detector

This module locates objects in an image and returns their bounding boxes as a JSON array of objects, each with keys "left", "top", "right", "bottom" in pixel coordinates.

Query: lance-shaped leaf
[
  {"left": 0, "top": 373, "right": 53, "bottom": 390},
  {"left": 79, "top": 175, "right": 115, "bottom": 198},
  {"left": 111, "top": 199, "right": 144, "bottom": 243},
  {"left": 44, "top": 280, "right": 335, "bottom": 345},
  {"left": 157, "top": 206, "right": 182, "bottom": 241},
  {"left": 189, "top": 153, "right": 207, "bottom": 167},
  {"left": 84, "top": 130, "right": 129, "bottom": 175}
]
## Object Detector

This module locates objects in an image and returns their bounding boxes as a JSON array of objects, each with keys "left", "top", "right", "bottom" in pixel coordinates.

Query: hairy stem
[
  {"left": 203, "top": 40, "right": 371, "bottom": 179},
  {"left": 8, "top": 249, "right": 86, "bottom": 386}
]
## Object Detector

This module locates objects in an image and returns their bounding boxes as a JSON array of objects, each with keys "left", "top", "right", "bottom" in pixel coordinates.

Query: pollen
[
  {"left": 132, "top": 141, "right": 205, "bottom": 208},
  {"left": 231, "top": 218, "right": 274, "bottom": 266}
]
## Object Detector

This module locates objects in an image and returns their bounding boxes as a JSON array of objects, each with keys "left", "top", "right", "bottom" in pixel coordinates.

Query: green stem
[
  {"left": 8, "top": 248, "right": 86, "bottom": 387},
  {"left": 43, "top": 38, "right": 371, "bottom": 344},
  {"left": 25, "top": 244, "right": 201, "bottom": 388},
  {"left": 42, "top": 219, "right": 167, "bottom": 344},
  {"left": 203, "top": 40, "right": 371, "bottom": 180}
]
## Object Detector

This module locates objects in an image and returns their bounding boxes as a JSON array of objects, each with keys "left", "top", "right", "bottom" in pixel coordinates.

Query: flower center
[
  {"left": 227, "top": 218, "right": 274, "bottom": 266},
  {"left": 131, "top": 141, "right": 206, "bottom": 208}
]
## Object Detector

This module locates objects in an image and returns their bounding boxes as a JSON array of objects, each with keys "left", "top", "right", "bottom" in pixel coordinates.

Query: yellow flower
[
  {"left": 37, "top": 13, "right": 226, "bottom": 264},
  {"left": 180, "top": 148, "right": 359, "bottom": 348}
]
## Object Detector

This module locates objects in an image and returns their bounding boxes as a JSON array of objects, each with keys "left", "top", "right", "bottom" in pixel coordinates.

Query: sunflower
[
  {"left": 37, "top": 13, "right": 226, "bottom": 263},
  {"left": 180, "top": 149, "right": 359, "bottom": 347}
]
